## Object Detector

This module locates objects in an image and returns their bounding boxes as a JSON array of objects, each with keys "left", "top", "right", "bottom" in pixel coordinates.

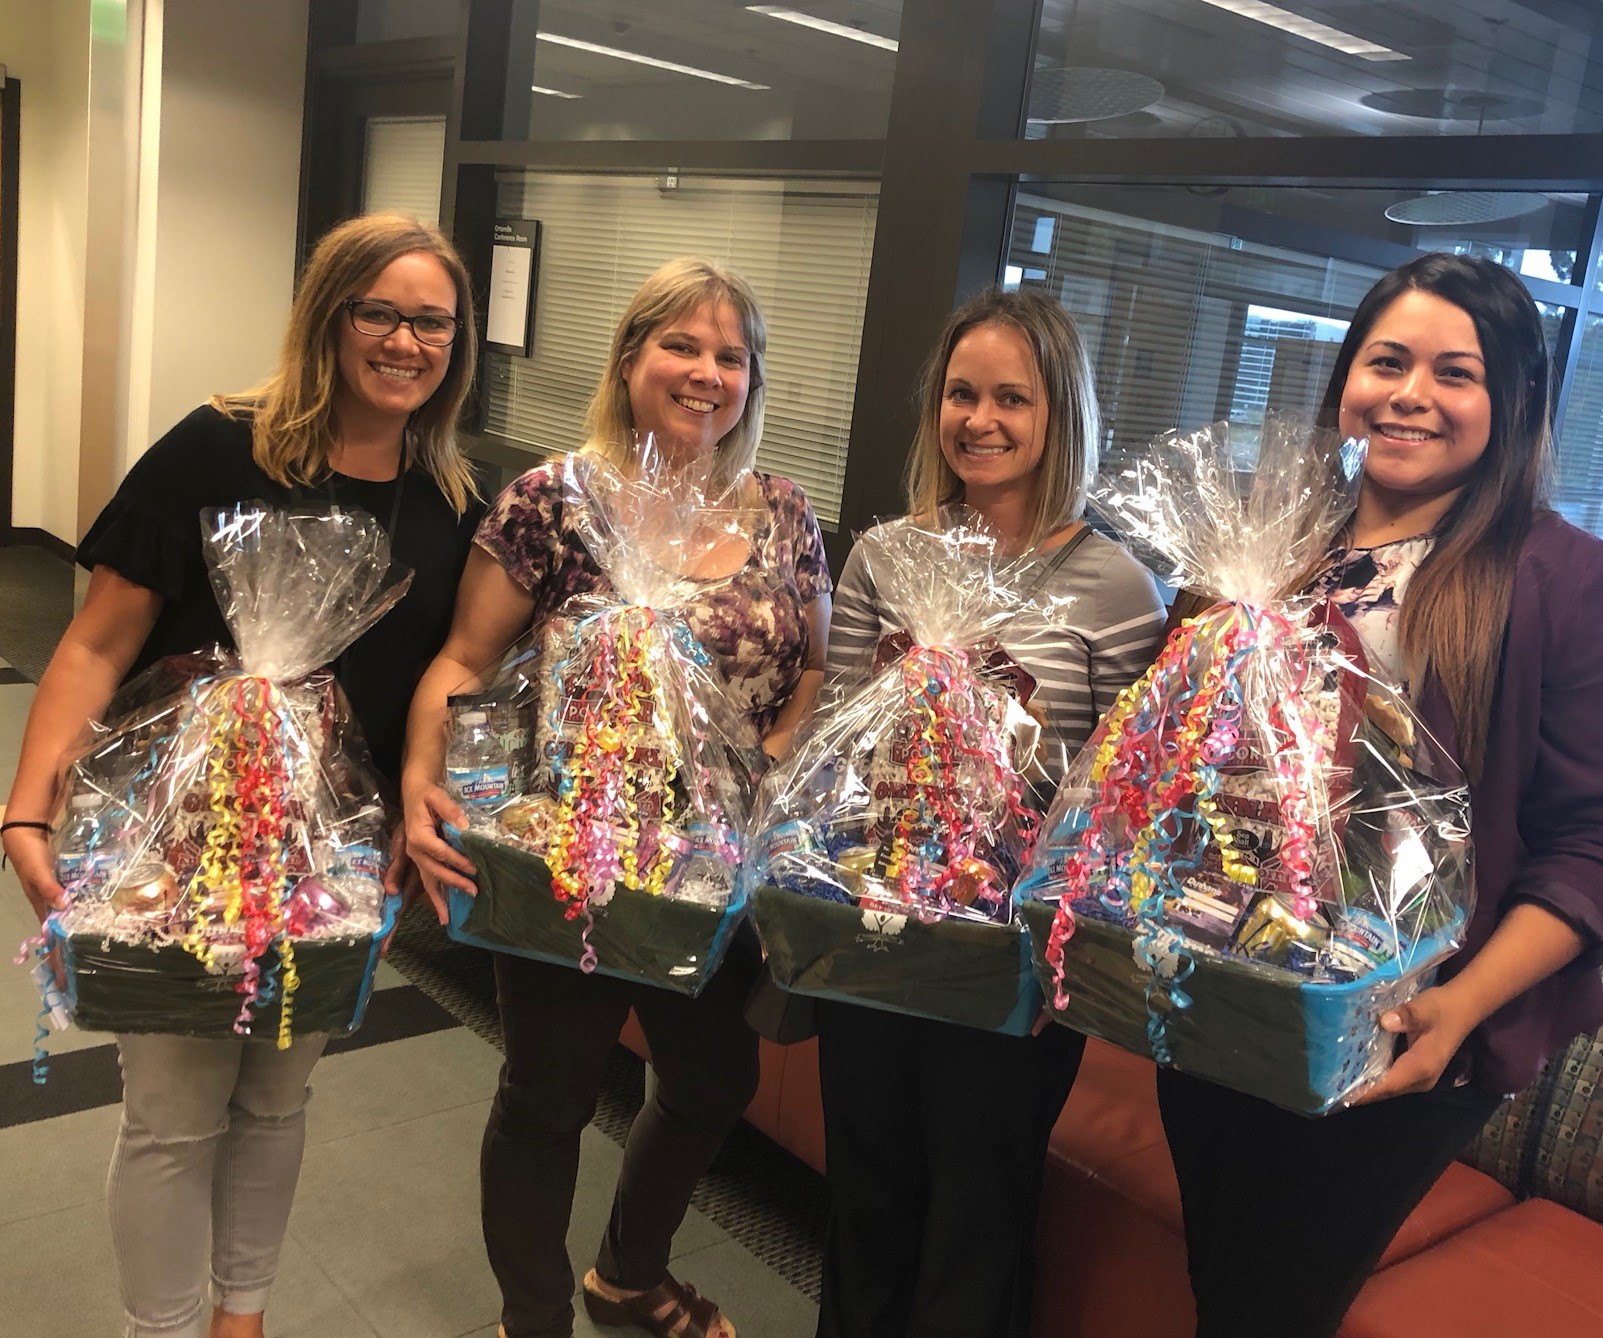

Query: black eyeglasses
[{"left": 343, "top": 298, "right": 462, "bottom": 347}]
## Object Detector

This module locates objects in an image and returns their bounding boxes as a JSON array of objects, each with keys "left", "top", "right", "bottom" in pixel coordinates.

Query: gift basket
[
  {"left": 747, "top": 511, "right": 1056, "bottom": 1034},
  {"left": 1015, "top": 418, "right": 1475, "bottom": 1112},
  {"left": 30, "top": 505, "right": 409, "bottom": 1061},
  {"left": 443, "top": 443, "right": 766, "bottom": 995}
]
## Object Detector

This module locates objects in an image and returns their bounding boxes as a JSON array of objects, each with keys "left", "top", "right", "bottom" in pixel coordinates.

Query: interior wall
[
  {"left": 1, "top": 1, "right": 91, "bottom": 541},
  {"left": 137, "top": 0, "right": 309, "bottom": 456}
]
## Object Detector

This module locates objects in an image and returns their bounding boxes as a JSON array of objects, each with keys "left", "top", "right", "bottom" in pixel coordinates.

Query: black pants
[
  {"left": 1156, "top": 1066, "right": 1502, "bottom": 1338},
  {"left": 815, "top": 1002, "right": 1087, "bottom": 1338},
  {"left": 481, "top": 929, "right": 762, "bottom": 1338}
]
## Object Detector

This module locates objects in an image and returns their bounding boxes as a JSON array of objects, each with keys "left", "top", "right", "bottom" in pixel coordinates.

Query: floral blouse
[
  {"left": 1312, "top": 533, "right": 1434, "bottom": 690},
  {"left": 475, "top": 461, "right": 832, "bottom": 735}
]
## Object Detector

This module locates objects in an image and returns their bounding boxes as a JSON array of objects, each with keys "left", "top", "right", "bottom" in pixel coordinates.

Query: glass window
[
  {"left": 496, "top": 1, "right": 902, "bottom": 141},
  {"left": 1024, "top": 1, "right": 1603, "bottom": 139},
  {"left": 362, "top": 117, "right": 447, "bottom": 226},
  {"left": 479, "top": 173, "right": 879, "bottom": 527},
  {"left": 1004, "top": 184, "right": 1581, "bottom": 478},
  {"left": 1557, "top": 315, "right": 1603, "bottom": 537}
]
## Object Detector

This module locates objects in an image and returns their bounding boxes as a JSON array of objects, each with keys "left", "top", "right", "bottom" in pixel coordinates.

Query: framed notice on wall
[{"left": 486, "top": 219, "right": 541, "bottom": 356}]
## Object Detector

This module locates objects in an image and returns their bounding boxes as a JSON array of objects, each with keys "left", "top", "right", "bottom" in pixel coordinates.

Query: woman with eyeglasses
[{"left": 2, "top": 213, "right": 484, "bottom": 1338}]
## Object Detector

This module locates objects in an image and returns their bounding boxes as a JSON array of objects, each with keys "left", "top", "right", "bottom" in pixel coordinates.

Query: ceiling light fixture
[
  {"left": 1193, "top": 0, "right": 1409, "bottom": 62},
  {"left": 530, "top": 84, "right": 582, "bottom": 99},
  {"left": 745, "top": 7, "right": 898, "bottom": 52},
  {"left": 537, "top": 33, "right": 769, "bottom": 90},
  {"left": 1028, "top": 68, "right": 1165, "bottom": 123},
  {"left": 1384, "top": 191, "right": 1550, "bottom": 226}
]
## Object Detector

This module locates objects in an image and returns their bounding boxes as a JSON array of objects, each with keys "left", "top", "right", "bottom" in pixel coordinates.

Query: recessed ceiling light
[
  {"left": 745, "top": 7, "right": 898, "bottom": 52},
  {"left": 530, "top": 84, "right": 582, "bottom": 99},
  {"left": 537, "top": 33, "right": 770, "bottom": 90},
  {"left": 1384, "top": 192, "right": 1550, "bottom": 226},
  {"left": 1029, "top": 68, "right": 1165, "bottom": 124},
  {"left": 1194, "top": 0, "right": 1409, "bottom": 62}
]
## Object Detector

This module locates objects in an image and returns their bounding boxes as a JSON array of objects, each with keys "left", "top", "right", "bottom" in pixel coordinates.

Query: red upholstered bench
[
  {"left": 1028, "top": 1042, "right": 1517, "bottom": 1338},
  {"left": 1341, "top": 1200, "right": 1603, "bottom": 1338},
  {"left": 618, "top": 1015, "right": 1598, "bottom": 1338}
]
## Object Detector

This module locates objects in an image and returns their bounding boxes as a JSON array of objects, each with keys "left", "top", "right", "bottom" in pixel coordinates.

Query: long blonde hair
[
  {"left": 213, "top": 214, "right": 480, "bottom": 515},
  {"left": 580, "top": 257, "right": 768, "bottom": 489},
  {"left": 905, "top": 288, "right": 1099, "bottom": 551}
]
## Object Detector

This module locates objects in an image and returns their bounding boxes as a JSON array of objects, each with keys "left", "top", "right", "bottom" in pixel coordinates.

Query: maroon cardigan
[{"left": 1418, "top": 509, "right": 1603, "bottom": 1095}]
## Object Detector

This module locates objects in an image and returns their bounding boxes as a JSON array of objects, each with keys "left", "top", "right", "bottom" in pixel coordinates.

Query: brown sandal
[{"left": 581, "top": 1271, "right": 733, "bottom": 1338}]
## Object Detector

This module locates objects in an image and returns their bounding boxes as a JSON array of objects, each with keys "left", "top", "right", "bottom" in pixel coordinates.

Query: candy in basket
[
  {"left": 1015, "top": 418, "right": 1475, "bottom": 1111},
  {"left": 444, "top": 444, "right": 766, "bottom": 994},
  {"left": 32, "top": 505, "right": 409, "bottom": 1060},
  {"left": 747, "top": 511, "right": 1057, "bottom": 1034}
]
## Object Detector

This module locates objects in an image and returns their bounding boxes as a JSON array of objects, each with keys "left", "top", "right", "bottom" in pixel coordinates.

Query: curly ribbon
[
  {"left": 880, "top": 644, "right": 1038, "bottom": 921},
  {"left": 180, "top": 675, "right": 297, "bottom": 1045},
  {"left": 14, "top": 930, "right": 56, "bottom": 1083},
  {"left": 545, "top": 605, "right": 693, "bottom": 969},
  {"left": 1042, "top": 602, "right": 1330, "bottom": 1056}
]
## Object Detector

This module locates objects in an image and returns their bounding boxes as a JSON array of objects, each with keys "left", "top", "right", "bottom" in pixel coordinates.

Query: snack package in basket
[
  {"left": 443, "top": 442, "right": 766, "bottom": 995},
  {"left": 1015, "top": 417, "right": 1475, "bottom": 1112},
  {"left": 747, "top": 510, "right": 1060, "bottom": 1034},
  {"left": 27, "top": 505, "right": 409, "bottom": 1069}
]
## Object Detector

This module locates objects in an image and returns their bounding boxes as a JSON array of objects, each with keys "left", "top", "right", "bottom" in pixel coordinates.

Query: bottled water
[
  {"left": 446, "top": 710, "right": 512, "bottom": 810},
  {"left": 56, "top": 792, "right": 115, "bottom": 901}
]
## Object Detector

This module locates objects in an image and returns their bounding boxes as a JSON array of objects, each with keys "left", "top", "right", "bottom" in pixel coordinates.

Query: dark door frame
[
  {"left": 0, "top": 72, "right": 21, "bottom": 542},
  {"left": 298, "top": 36, "right": 456, "bottom": 266}
]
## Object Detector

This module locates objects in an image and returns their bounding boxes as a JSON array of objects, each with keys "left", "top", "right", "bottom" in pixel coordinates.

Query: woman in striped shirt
[{"left": 815, "top": 288, "right": 1164, "bottom": 1338}]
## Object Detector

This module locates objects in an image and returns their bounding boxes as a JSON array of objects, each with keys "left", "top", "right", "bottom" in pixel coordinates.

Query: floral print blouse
[
  {"left": 475, "top": 460, "right": 832, "bottom": 736},
  {"left": 1312, "top": 533, "right": 1434, "bottom": 690}
]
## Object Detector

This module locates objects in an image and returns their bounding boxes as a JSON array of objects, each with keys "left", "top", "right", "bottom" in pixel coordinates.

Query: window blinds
[
  {"left": 481, "top": 173, "right": 880, "bottom": 528},
  {"left": 362, "top": 116, "right": 447, "bottom": 226},
  {"left": 1009, "top": 193, "right": 1380, "bottom": 473}
]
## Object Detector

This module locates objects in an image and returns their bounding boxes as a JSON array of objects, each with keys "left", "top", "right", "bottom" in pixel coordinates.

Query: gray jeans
[{"left": 111, "top": 1032, "right": 329, "bottom": 1338}]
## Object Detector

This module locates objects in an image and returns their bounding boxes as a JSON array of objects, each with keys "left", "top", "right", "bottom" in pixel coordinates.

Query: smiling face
[
  {"left": 333, "top": 250, "right": 457, "bottom": 430},
  {"left": 938, "top": 321, "right": 1049, "bottom": 503},
  {"left": 1338, "top": 289, "right": 1494, "bottom": 507},
  {"left": 621, "top": 299, "right": 752, "bottom": 461}
]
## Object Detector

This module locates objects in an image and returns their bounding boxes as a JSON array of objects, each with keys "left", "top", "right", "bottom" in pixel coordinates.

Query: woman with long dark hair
[{"left": 1157, "top": 252, "right": 1603, "bottom": 1338}]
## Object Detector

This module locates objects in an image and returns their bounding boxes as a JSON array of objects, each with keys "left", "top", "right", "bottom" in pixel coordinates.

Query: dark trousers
[
  {"left": 1156, "top": 1066, "right": 1502, "bottom": 1338},
  {"left": 481, "top": 930, "right": 762, "bottom": 1338},
  {"left": 815, "top": 1002, "right": 1087, "bottom": 1338}
]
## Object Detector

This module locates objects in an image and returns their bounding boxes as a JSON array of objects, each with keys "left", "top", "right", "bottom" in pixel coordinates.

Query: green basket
[
  {"left": 447, "top": 830, "right": 742, "bottom": 997},
  {"left": 751, "top": 884, "right": 1041, "bottom": 1034},
  {"left": 1018, "top": 899, "right": 1457, "bottom": 1113},
  {"left": 51, "top": 896, "right": 396, "bottom": 1042}
]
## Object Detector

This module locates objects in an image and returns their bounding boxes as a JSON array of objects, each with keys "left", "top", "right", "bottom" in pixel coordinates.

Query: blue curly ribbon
[{"left": 1124, "top": 617, "right": 1258, "bottom": 1063}]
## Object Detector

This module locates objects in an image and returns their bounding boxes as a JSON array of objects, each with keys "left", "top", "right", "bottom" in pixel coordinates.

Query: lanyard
[{"left": 322, "top": 467, "right": 407, "bottom": 547}]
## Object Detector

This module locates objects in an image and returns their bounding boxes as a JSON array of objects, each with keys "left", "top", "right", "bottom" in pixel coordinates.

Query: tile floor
[{"left": 0, "top": 616, "right": 821, "bottom": 1338}]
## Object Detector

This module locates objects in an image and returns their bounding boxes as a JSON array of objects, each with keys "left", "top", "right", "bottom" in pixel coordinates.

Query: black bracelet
[{"left": 0, "top": 820, "right": 52, "bottom": 835}]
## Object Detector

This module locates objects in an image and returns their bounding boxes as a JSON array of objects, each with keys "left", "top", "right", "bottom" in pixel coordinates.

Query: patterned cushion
[{"left": 1462, "top": 1026, "right": 1603, "bottom": 1223}]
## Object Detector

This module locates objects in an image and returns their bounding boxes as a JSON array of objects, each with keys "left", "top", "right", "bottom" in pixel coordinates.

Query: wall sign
[{"left": 486, "top": 218, "right": 541, "bottom": 357}]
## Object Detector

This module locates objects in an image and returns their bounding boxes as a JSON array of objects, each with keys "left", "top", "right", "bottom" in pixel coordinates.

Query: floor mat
[{"left": 0, "top": 545, "right": 74, "bottom": 683}]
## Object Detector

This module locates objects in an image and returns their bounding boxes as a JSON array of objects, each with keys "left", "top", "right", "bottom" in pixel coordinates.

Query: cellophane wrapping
[
  {"left": 38, "top": 505, "right": 409, "bottom": 1052},
  {"left": 1015, "top": 418, "right": 1475, "bottom": 1111},
  {"left": 444, "top": 443, "right": 766, "bottom": 994},
  {"left": 746, "top": 511, "right": 1055, "bottom": 1033}
]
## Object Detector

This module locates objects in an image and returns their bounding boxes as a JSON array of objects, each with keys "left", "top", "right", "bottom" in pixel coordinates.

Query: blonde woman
[
  {"left": 2, "top": 213, "right": 484, "bottom": 1338},
  {"left": 403, "top": 258, "right": 831, "bottom": 1338},
  {"left": 816, "top": 288, "right": 1164, "bottom": 1338}
]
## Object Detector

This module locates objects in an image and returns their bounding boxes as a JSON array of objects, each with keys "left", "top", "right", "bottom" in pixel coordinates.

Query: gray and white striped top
[{"left": 824, "top": 523, "right": 1166, "bottom": 796}]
